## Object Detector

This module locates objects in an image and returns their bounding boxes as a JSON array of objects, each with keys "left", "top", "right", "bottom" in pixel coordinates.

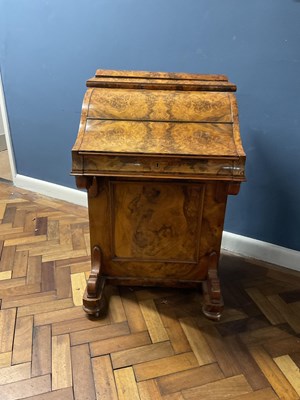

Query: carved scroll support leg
[
  {"left": 83, "top": 245, "right": 106, "bottom": 317},
  {"left": 202, "top": 252, "right": 224, "bottom": 321}
]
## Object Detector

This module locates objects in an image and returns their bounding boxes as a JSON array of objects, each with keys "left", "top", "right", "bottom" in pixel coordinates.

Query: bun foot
[
  {"left": 202, "top": 252, "right": 224, "bottom": 321},
  {"left": 83, "top": 276, "right": 106, "bottom": 316},
  {"left": 202, "top": 303, "right": 222, "bottom": 322}
]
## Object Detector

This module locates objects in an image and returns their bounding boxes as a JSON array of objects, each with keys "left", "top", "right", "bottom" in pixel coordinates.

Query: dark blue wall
[{"left": 1, "top": 0, "right": 300, "bottom": 250}]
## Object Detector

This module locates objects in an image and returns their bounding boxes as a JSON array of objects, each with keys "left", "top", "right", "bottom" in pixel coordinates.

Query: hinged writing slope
[{"left": 71, "top": 69, "right": 246, "bottom": 321}]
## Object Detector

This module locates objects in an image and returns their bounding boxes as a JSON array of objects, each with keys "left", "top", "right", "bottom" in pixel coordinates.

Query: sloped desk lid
[{"left": 72, "top": 70, "right": 245, "bottom": 181}]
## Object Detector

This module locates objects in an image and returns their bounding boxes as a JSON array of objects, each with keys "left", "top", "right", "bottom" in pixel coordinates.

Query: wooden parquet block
[
  {"left": 12, "top": 315, "right": 33, "bottom": 364},
  {"left": 114, "top": 366, "right": 140, "bottom": 400},
  {"left": 181, "top": 374, "right": 253, "bottom": 399},
  {"left": 111, "top": 341, "right": 174, "bottom": 369},
  {"left": 157, "top": 363, "right": 224, "bottom": 395},
  {"left": 71, "top": 344, "right": 96, "bottom": 400},
  {"left": 52, "top": 334, "right": 72, "bottom": 390},
  {"left": 92, "top": 355, "right": 118, "bottom": 400},
  {"left": 249, "top": 346, "right": 299, "bottom": 400},
  {"left": 1, "top": 181, "right": 300, "bottom": 399},
  {"left": 133, "top": 352, "right": 199, "bottom": 381},
  {"left": 32, "top": 325, "right": 51, "bottom": 377},
  {"left": 90, "top": 331, "right": 151, "bottom": 357},
  {"left": 179, "top": 317, "right": 215, "bottom": 365},
  {"left": 138, "top": 379, "right": 163, "bottom": 399},
  {"left": 0, "top": 308, "right": 16, "bottom": 352},
  {"left": 274, "top": 355, "right": 300, "bottom": 396},
  {"left": 139, "top": 298, "right": 169, "bottom": 343}
]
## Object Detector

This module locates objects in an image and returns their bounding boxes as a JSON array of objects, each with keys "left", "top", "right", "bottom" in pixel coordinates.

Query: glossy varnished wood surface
[
  {"left": 86, "top": 77, "right": 237, "bottom": 92},
  {"left": 72, "top": 70, "right": 245, "bottom": 181},
  {"left": 82, "top": 120, "right": 237, "bottom": 156},
  {"left": 87, "top": 88, "right": 233, "bottom": 122},
  {"left": 87, "top": 179, "right": 226, "bottom": 282},
  {"left": 72, "top": 69, "right": 246, "bottom": 320},
  {"left": 79, "top": 155, "right": 245, "bottom": 181},
  {"left": 95, "top": 69, "right": 229, "bottom": 81},
  {"left": 1, "top": 182, "right": 300, "bottom": 400},
  {"left": 111, "top": 181, "right": 204, "bottom": 262}
]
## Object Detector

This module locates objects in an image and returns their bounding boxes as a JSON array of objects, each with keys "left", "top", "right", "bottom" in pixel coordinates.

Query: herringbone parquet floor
[{"left": 1, "top": 180, "right": 300, "bottom": 400}]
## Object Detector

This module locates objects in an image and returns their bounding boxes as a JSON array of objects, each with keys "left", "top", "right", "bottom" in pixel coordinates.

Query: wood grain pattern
[
  {"left": 119, "top": 287, "right": 148, "bottom": 332},
  {"left": 112, "top": 181, "right": 203, "bottom": 261},
  {"left": 18, "top": 298, "right": 73, "bottom": 317},
  {"left": 245, "top": 287, "right": 285, "bottom": 325},
  {"left": 274, "top": 355, "right": 300, "bottom": 396},
  {"left": 52, "top": 335, "right": 72, "bottom": 390},
  {"left": 263, "top": 336, "right": 300, "bottom": 358},
  {"left": 12, "top": 315, "right": 33, "bottom": 364},
  {"left": 92, "top": 355, "right": 118, "bottom": 400},
  {"left": 0, "top": 352, "right": 12, "bottom": 368},
  {"left": 0, "top": 270, "right": 12, "bottom": 280},
  {"left": 27, "top": 256, "right": 42, "bottom": 284},
  {"left": 32, "top": 325, "right": 51, "bottom": 377},
  {"left": 83, "top": 120, "right": 237, "bottom": 156},
  {"left": 52, "top": 314, "right": 110, "bottom": 336},
  {"left": 201, "top": 324, "right": 241, "bottom": 377},
  {"left": 22, "top": 388, "right": 74, "bottom": 400},
  {"left": 12, "top": 250, "right": 28, "bottom": 278},
  {"left": 72, "top": 67, "right": 245, "bottom": 211},
  {"left": 179, "top": 317, "right": 215, "bottom": 365},
  {"left": 94, "top": 69, "right": 228, "bottom": 81},
  {"left": 2, "top": 181, "right": 300, "bottom": 399},
  {"left": 157, "top": 363, "right": 224, "bottom": 395},
  {"left": 74, "top": 70, "right": 245, "bottom": 321},
  {"left": 0, "top": 362, "right": 31, "bottom": 385},
  {"left": 71, "top": 344, "right": 96, "bottom": 400},
  {"left": 268, "top": 294, "right": 300, "bottom": 333},
  {"left": 0, "top": 375, "right": 51, "bottom": 400},
  {"left": 181, "top": 374, "right": 253, "bottom": 399},
  {"left": 134, "top": 352, "right": 199, "bottom": 381},
  {"left": 71, "top": 272, "right": 86, "bottom": 306},
  {"left": 139, "top": 299, "right": 169, "bottom": 343},
  {"left": 160, "top": 310, "right": 191, "bottom": 354},
  {"left": 236, "top": 388, "right": 279, "bottom": 399},
  {"left": 111, "top": 341, "right": 174, "bottom": 369},
  {"left": 87, "top": 76, "right": 236, "bottom": 92},
  {"left": 138, "top": 379, "right": 163, "bottom": 400},
  {"left": 34, "top": 306, "right": 86, "bottom": 326},
  {"left": 224, "top": 335, "right": 269, "bottom": 390},
  {"left": 249, "top": 346, "right": 299, "bottom": 400},
  {"left": 82, "top": 154, "right": 244, "bottom": 180},
  {"left": 88, "top": 88, "right": 232, "bottom": 122},
  {"left": 106, "top": 285, "right": 127, "bottom": 323},
  {"left": 0, "top": 308, "right": 16, "bottom": 352},
  {"left": 1, "top": 291, "right": 56, "bottom": 310},
  {"left": 114, "top": 366, "right": 141, "bottom": 400},
  {"left": 90, "top": 331, "right": 151, "bottom": 357},
  {"left": 55, "top": 266, "right": 72, "bottom": 299},
  {"left": 70, "top": 321, "right": 130, "bottom": 346}
]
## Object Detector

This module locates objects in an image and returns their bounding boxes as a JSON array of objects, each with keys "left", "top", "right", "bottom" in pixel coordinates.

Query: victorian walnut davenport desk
[{"left": 72, "top": 69, "right": 246, "bottom": 321}]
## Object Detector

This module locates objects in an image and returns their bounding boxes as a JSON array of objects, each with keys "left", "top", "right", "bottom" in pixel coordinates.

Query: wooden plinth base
[{"left": 83, "top": 247, "right": 224, "bottom": 321}]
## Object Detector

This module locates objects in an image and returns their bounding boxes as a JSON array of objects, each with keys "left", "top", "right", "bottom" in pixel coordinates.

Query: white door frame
[{"left": 0, "top": 71, "right": 17, "bottom": 181}]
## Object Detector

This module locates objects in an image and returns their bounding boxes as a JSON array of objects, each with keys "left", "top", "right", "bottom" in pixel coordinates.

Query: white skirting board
[
  {"left": 14, "top": 174, "right": 88, "bottom": 207},
  {"left": 13, "top": 174, "right": 300, "bottom": 273},
  {"left": 221, "top": 231, "right": 300, "bottom": 272}
]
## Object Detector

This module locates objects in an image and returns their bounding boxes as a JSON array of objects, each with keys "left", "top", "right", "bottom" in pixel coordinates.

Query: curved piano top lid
[{"left": 73, "top": 69, "right": 245, "bottom": 174}]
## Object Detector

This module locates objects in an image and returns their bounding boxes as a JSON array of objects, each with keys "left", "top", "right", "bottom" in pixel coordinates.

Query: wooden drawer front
[
  {"left": 82, "top": 120, "right": 237, "bottom": 157},
  {"left": 83, "top": 155, "right": 244, "bottom": 180}
]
